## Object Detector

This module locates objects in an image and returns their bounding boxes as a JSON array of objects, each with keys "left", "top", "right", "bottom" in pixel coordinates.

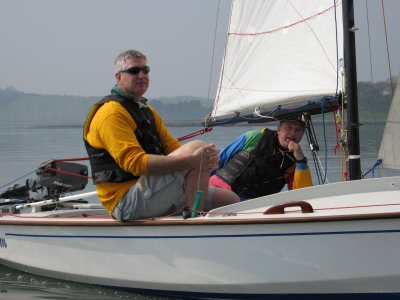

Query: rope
[
  {"left": 334, "top": 107, "right": 349, "bottom": 182},
  {"left": 362, "top": 159, "right": 383, "bottom": 178},
  {"left": 339, "top": 79, "right": 349, "bottom": 181},
  {"left": 45, "top": 167, "right": 91, "bottom": 179},
  {"left": 333, "top": 110, "right": 340, "bottom": 155},
  {"left": 178, "top": 127, "right": 213, "bottom": 141},
  {"left": 53, "top": 157, "right": 90, "bottom": 163}
]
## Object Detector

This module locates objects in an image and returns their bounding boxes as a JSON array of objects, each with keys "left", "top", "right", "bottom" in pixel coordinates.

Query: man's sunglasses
[{"left": 120, "top": 66, "right": 150, "bottom": 75}]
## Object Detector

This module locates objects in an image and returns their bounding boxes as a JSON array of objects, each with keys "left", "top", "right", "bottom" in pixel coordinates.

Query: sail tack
[{"left": 211, "top": 0, "right": 344, "bottom": 120}]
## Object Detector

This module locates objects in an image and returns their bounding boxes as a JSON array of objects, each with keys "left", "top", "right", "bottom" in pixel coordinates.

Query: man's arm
[
  {"left": 292, "top": 161, "right": 313, "bottom": 189},
  {"left": 286, "top": 141, "right": 312, "bottom": 190}
]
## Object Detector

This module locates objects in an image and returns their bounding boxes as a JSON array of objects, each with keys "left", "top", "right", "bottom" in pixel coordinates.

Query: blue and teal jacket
[{"left": 214, "top": 129, "right": 312, "bottom": 199}]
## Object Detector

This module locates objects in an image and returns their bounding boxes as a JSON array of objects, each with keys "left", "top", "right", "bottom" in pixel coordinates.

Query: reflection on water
[{"left": 0, "top": 265, "right": 173, "bottom": 300}]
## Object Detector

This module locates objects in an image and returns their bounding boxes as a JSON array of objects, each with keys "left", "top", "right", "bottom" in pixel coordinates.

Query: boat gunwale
[{"left": 0, "top": 211, "right": 400, "bottom": 226}]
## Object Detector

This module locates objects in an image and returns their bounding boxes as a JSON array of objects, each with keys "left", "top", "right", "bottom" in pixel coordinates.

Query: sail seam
[{"left": 228, "top": 2, "right": 338, "bottom": 36}]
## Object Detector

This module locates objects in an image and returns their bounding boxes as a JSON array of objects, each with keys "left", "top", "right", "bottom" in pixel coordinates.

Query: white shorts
[{"left": 112, "top": 172, "right": 215, "bottom": 221}]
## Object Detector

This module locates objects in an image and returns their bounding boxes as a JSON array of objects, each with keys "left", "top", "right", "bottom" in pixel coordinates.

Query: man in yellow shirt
[{"left": 84, "top": 49, "right": 239, "bottom": 220}]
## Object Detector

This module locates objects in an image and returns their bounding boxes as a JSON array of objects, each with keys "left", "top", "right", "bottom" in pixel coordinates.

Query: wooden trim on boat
[{"left": 1, "top": 211, "right": 400, "bottom": 226}]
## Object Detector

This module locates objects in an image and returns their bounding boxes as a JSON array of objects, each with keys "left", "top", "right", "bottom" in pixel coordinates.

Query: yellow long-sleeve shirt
[{"left": 84, "top": 100, "right": 181, "bottom": 214}]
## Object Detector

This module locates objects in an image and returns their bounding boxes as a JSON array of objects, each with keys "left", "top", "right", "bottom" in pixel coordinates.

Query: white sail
[
  {"left": 211, "top": 0, "right": 344, "bottom": 120},
  {"left": 378, "top": 73, "right": 400, "bottom": 169}
]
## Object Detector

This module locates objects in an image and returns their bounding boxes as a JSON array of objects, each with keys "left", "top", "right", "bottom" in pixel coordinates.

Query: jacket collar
[{"left": 111, "top": 85, "right": 148, "bottom": 108}]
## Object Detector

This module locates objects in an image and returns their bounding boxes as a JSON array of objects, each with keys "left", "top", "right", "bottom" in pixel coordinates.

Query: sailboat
[{"left": 1, "top": 0, "right": 400, "bottom": 298}]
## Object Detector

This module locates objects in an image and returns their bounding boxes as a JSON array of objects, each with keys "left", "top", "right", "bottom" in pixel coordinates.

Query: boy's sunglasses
[{"left": 120, "top": 66, "right": 150, "bottom": 75}]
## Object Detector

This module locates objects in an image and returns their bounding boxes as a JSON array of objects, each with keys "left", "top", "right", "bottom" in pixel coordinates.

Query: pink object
[{"left": 209, "top": 175, "right": 232, "bottom": 191}]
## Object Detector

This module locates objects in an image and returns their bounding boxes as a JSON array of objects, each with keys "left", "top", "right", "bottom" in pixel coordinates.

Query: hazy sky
[{"left": 1, "top": 0, "right": 399, "bottom": 100}]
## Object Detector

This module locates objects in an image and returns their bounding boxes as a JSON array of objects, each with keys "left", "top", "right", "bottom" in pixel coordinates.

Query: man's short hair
[{"left": 114, "top": 49, "right": 147, "bottom": 72}]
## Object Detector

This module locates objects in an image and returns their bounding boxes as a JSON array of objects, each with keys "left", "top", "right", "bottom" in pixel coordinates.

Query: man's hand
[
  {"left": 193, "top": 144, "right": 220, "bottom": 172},
  {"left": 287, "top": 141, "right": 305, "bottom": 161}
]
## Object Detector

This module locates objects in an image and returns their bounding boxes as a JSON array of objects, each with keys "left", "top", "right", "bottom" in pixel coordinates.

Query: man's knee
[
  {"left": 169, "top": 140, "right": 206, "bottom": 156},
  {"left": 183, "top": 140, "right": 206, "bottom": 150}
]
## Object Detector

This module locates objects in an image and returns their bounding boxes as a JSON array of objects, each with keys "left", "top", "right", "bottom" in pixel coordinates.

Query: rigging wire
[
  {"left": 333, "top": 0, "right": 340, "bottom": 96},
  {"left": 206, "top": 0, "right": 221, "bottom": 105},
  {"left": 364, "top": 0, "right": 381, "bottom": 178},
  {"left": 183, "top": 0, "right": 222, "bottom": 219},
  {"left": 381, "top": 0, "right": 394, "bottom": 95},
  {"left": 312, "top": 0, "right": 341, "bottom": 184},
  {"left": 0, "top": 170, "right": 37, "bottom": 191},
  {"left": 304, "top": 114, "right": 326, "bottom": 185},
  {"left": 320, "top": 98, "right": 329, "bottom": 184},
  {"left": 365, "top": 1, "right": 375, "bottom": 85}
]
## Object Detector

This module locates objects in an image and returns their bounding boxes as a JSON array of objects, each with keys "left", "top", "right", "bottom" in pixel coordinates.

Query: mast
[{"left": 342, "top": 0, "right": 362, "bottom": 180}]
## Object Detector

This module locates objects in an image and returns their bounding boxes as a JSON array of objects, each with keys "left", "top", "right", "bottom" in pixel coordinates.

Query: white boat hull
[{"left": 1, "top": 176, "right": 400, "bottom": 298}]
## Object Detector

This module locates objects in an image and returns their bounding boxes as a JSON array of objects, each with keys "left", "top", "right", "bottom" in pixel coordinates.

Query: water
[
  {"left": 1, "top": 123, "right": 397, "bottom": 187},
  {"left": 0, "top": 264, "right": 161, "bottom": 300},
  {"left": 0, "top": 122, "right": 398, "bottom": 299}
]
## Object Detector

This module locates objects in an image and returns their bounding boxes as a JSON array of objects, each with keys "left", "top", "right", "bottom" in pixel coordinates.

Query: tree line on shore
[{"left": 0, "top": 80, "right": 394, "bottom": 126}]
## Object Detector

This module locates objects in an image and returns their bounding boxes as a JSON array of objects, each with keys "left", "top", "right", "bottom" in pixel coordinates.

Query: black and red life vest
[{"left": 83, "top": 94, "right": 164, "bottom": 184}]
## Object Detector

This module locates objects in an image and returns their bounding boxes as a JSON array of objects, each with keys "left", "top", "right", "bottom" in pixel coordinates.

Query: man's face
[
  {"left": 115, "top": 57, "right": 149, "bottom": 101},
  {"left": 277, "top": 120, "right": 305, "bottom": 149}
]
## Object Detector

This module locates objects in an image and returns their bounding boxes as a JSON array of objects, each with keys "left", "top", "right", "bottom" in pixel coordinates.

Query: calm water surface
[{"left": 0, "top": 123, "right": 398, "bottom": 299}]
